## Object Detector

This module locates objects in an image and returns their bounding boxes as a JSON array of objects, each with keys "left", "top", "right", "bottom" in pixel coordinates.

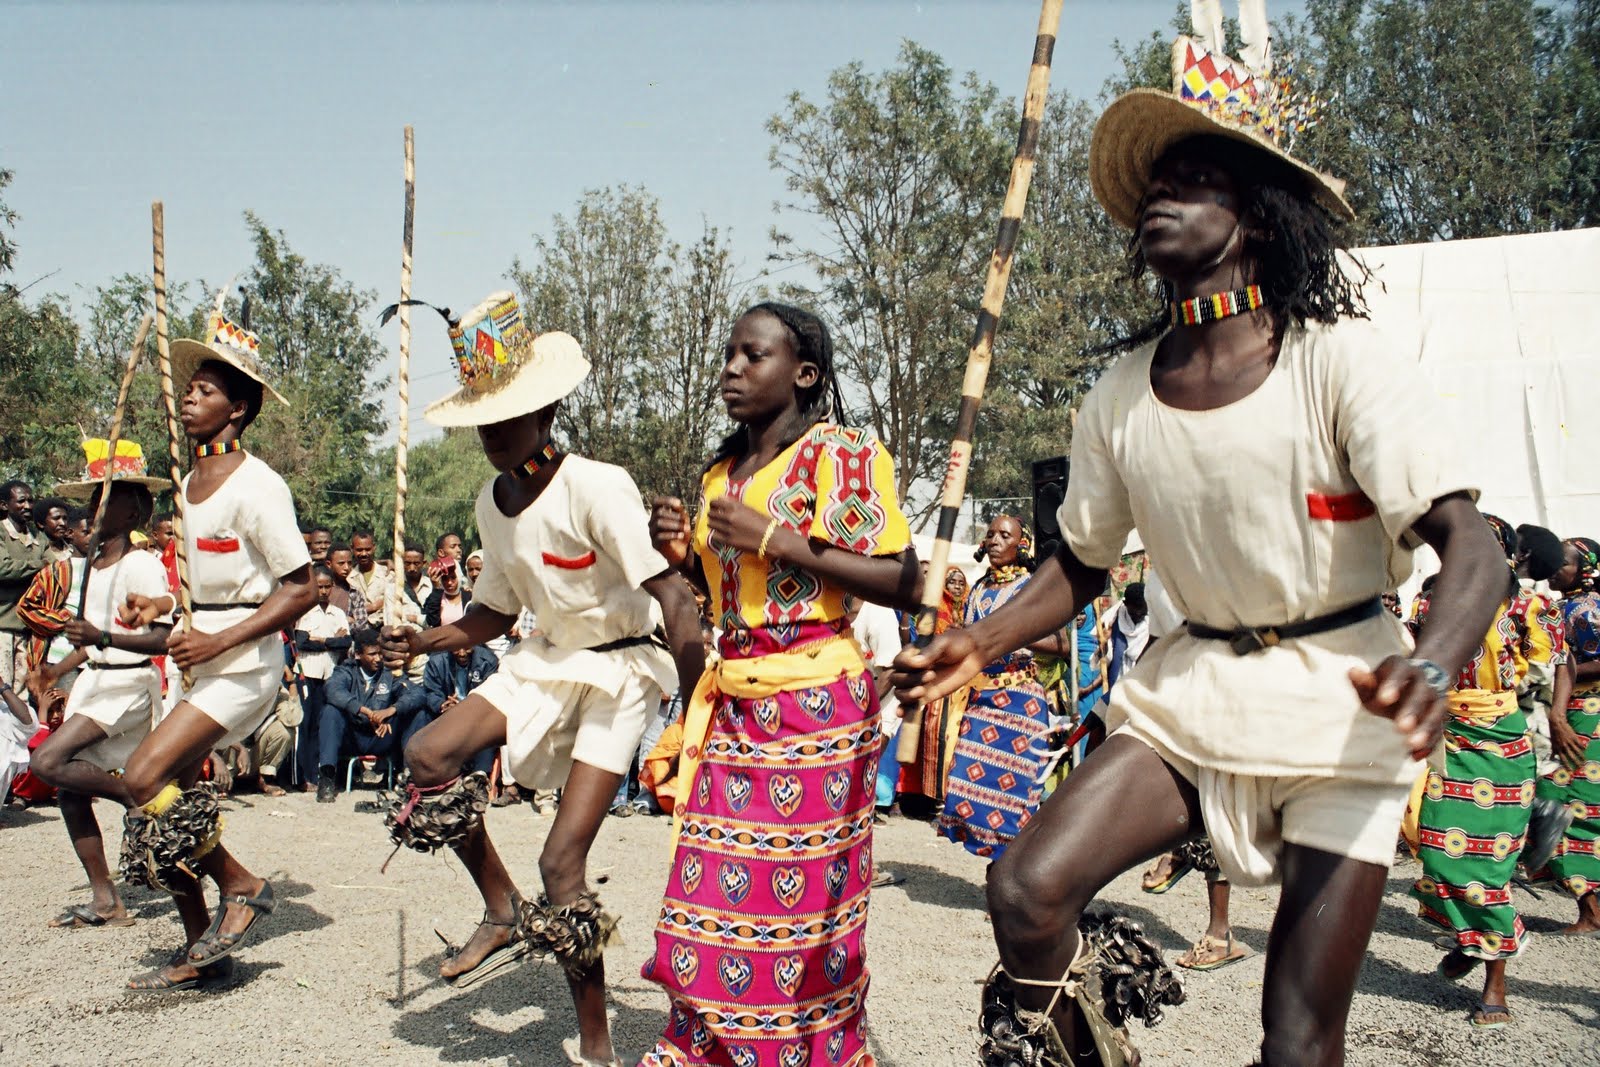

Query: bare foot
[
  {"left": 257, "top": 776, "right": 287, "bottom": 797},
  {"left": 440, "top": 917, "right": 517, "bottom": 980}
]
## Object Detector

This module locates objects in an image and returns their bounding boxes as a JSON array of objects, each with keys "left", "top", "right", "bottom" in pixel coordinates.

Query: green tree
[
  {"left": 970, "top": 94, "right": 1159, "bottom": 507},
  {"left": 233, "top": 212, "right": 390, "bottom": 535},
  {"left": 0, "top": 167, "right": 17, "bottom": 280},
  {"left": 0, "top": 293, "right": 86, "bottom": 485},
  {"left": 364, "top": 429, "right": 491, "bottom": 553},
  {"left": 765, "top": 42, "right": 1014, "bottom": 519},
  {"left": 510, "top": 188, "right": 739, "bottom": 500}
]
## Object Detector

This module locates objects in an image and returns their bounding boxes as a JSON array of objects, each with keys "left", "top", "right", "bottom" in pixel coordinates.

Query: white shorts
[
  {"left": 64, "top": 665, "right": 160, "bottom": 772},
  {"left": 476, "top": 668, "right": 657, "bottom": 791},
  {"left": 1119, "top": 724, "right": 1411, "bottom": 886},
  {"left": 183, "top": 668, "right": 281, "bottom": 749}
]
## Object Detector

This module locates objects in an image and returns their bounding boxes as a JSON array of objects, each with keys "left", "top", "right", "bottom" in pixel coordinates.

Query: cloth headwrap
[
  {"left": 1482, "top": 514, "right": 1518, "bottom": 562},
  {"left": 1568, "top": 536, "right": 1600, "bottom": 588}
]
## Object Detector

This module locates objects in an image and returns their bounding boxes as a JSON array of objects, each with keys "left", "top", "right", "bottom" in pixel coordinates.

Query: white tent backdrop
[{"left": 1357, "top": 227, "right": 1600, "bottom": 593}]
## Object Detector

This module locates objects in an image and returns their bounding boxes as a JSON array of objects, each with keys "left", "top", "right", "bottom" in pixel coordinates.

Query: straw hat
[
  {"left": 55, "top": 439, "right": 173, "bottom": 500},
  {"left": 171, "top": 285, "right": 289, "bottom": 407},
  {"left": 1089, "top": 0, "right": 1353, "bottom": 230},
  {"left": 412, "top": 290, "right": 590, "bottom": 428}
]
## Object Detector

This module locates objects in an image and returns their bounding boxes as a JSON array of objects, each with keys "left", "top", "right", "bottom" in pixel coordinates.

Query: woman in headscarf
[{"left": 937, "top": 515, "right": 1065, "bottom": 859}]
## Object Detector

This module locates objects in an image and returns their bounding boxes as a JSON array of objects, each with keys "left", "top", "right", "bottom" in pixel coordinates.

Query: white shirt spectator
[{"left": 295, "top": 602, "right": 349, "bottom": 681}]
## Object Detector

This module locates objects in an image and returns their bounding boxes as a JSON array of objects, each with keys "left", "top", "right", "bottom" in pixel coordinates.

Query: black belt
[
  {"left": 191, "top": 600, "right": 265, "bottom": 611},
  {"left": 587, "top": 631, "right": 668, "bottom": 654},
  {"left": 1186, "top": 597, "right": 1385, "bottom": 656},
  {"left": 86, "top": 659, "right": 153, "bottom": 671}
]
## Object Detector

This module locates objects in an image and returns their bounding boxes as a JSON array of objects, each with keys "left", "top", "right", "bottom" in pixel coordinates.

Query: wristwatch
[
  {"left": 97, "top": 631, "right": 112, "bottom": 651},
  {"left": 1409, "top": 658, "right": 1450, "bottom": 699}
]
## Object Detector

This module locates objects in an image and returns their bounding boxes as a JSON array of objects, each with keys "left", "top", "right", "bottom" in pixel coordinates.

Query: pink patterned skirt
[{"left": 640, "top": 621, "right": 880, "bottom": 1067}]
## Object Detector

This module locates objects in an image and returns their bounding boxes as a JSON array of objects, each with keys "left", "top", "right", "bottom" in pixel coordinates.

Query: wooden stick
[
  {"left": 76, "top": 313, "right": 154, "bottom": 616},
  {"left": 897, "top": 0, "right": 1063, "bottom": 763},
  {"left": 390, "top": 126, "right": 415, "bottom": 660},
  {"left": 152, "top": 201, "right": 195, "bottom": 687}
]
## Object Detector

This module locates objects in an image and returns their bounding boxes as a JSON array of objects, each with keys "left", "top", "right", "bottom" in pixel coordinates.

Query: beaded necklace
[
  {"left": 194, "top": 440, "right": 244, "bottom": 458},
  {"left": 1172, "top": 284, "right": 1263, "bottom": 327},
  {"left": 517, "top": 441, "right": 558, "bottom": 479}
]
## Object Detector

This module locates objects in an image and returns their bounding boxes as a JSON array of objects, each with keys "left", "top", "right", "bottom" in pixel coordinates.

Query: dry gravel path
[{"left": 2, "top": 790, "right": 1596, "bottom": 1065}]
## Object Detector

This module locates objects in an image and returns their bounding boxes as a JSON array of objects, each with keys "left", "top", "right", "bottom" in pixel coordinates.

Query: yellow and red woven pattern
[{"left": 82, "top": 438, "right": 149, "bottom": 479}]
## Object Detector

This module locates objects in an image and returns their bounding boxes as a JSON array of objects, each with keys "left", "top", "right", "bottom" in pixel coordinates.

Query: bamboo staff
[
  {"left": 152, "top": 201, "right": 195, "bottom": 687},
  {"left": 897, "top": 0, "right": 1063, "bottom": 763},
  {"left": 389, "top": 126, "right": 415, "bottom": 664},
  {"left": 76, "top": 313, "right": 154, "bottom": 616}
]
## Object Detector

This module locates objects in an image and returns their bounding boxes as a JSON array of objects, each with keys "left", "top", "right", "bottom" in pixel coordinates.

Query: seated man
[
  {"left": 397, "top": 644, "right": 499, "bottom": 776},
  {"left": 315, "top": 629, "right": 407, "bottom": 802}
]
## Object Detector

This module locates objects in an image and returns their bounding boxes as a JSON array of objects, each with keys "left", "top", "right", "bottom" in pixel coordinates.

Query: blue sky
[{"left": 4, "top": 0, "right": 1303, "bottom": 433}]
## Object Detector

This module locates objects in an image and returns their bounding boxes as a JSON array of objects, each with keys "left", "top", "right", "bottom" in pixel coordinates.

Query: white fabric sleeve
[
  {"left": 584, "top": 463, "right": 673, "bottom": 591},
  {"left": 851, "top": 602, "right": 904, "bottom": 666},
  {"left": 243, "top": 464, "right": 313, "bottom": 579},
  {"left": 1056, "top": 376, "right": 1138, "bottom": 570},
  {"left": 129, "top": 553, "right": 176, "bottom": 625},
  {"left": 469, "top": 496, "right": 521, "bottom": 618},
  {"left": 1332, "top": 323, "right": 1480, "bottom": 549}
]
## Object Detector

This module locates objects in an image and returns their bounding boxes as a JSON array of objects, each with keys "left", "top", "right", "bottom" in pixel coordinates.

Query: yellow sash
[
  {"left": 1446, "top": 689, "right": 1517, "bottom": 723},
  {"left": 673, "top": 636, "right": 868, "bottom": 845}
]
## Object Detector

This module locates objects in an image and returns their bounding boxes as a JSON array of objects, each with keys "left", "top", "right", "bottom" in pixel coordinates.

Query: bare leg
[
  {"left": 1258, "top": 844, "right": 1389, "bottom": 1067},
  {"left": 987, "top": 735, "right": 1199, "bottom": 1060},
  {"left": 32, "top": 717, "right": 135, "bottom": 805},
  {"left": 541, "top": 759, "right": 626, "bottom": 1065},
  {"left": 34, "top": 719, "right": 135, "bottom": 922},
  {"left": 1474, "top": 958, "right": 1512, "bottom": 1025},
  {"left": 56, "top": 791, "right": 128, "bottom": 921},
  {"left": 403, "top": 694, "right": 518, "bottom": 979},
  {"left": 1206, "top": 879, "right": 1231, "bottom": 941},
  {"left": 123, "top": 707, "right": 266, "bottom": 953}
]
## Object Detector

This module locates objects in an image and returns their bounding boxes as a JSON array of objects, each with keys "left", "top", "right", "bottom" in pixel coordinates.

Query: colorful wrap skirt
[
  {"left": 641, "top": 620, "right": 881, "bottom": 1067},
  {"left": 937, "top": 665, "right": 1051, "bottom": 859},
  {"left": 1537, "top": 687, "right": 1600, "bottom": 898},
  {"left": 1412, "top": 695, "right": 1535, "bottom": 960}
]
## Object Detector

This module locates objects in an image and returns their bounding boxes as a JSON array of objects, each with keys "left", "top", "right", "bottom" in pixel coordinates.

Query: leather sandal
[
  {"left": 127, "top": 947, "right": 234, "bottom": 994},
  {"left": 187, "top": 882, "right": 275, "bottom": 967}
]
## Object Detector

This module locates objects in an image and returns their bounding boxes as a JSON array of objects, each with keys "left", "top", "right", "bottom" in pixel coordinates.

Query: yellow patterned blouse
[{"left": 694, "top": 424, "right": 912, "bottom": 634}]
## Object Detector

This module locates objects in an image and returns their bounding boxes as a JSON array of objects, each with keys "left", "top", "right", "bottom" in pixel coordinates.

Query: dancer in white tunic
[
  {"left": 116, "top": 294, "right": 316, "bottom": 993},
  {"left": 31, "top": 443, "right": 173, "bottom": 932},
  {"left": 379, "top": 292, "right": 703, "bottom": 1067}
]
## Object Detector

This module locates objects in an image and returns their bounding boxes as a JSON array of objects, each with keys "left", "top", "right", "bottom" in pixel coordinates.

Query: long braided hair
[
  {"left": 1107, "top": 134, "right": 1372, "bottom": 354},
  {"left": 708, "top": 301, "right": 846, "bottom": 470}
]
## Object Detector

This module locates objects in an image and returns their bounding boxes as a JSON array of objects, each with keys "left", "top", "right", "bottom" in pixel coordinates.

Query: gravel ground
[{"left": 2, "top": 789, "right": 1596, "bottom": 1066}]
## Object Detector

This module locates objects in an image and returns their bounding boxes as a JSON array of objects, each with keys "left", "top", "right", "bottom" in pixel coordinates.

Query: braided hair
[
  {"left": 1567, "top": 536, "right": 1600, "bottom": 591},
  {"left": 708, "top": 302, "right": 846, "bottom": 469},
  {"left": 1109, "top": 134, "right": 1371, "bottom": 353}
]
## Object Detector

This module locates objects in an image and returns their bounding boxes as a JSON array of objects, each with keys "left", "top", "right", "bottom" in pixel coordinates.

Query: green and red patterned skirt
[
  {"left": 1413, "top": 701, "right": 1535, "bottom": 960},
  {"left": 1538, "top": 687, "right": 1600, "bottom": 898}
]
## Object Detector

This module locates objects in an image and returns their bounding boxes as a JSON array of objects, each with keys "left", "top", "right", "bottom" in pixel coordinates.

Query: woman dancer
[
  {"left": 1413, "top": 515, "right": 1563, "bottom": 1028},
  {"left": 379, "top": 293, "right": 703, "bottom": 1067},
  {"left": 937, "top": 516, "right": 1061, "bottom": 859},
  {"left": 641, "top": 301, "right": 919, "bottom": 1067},
  {"left": 1543, "top": 536, "right": 1600, "bottom": 933},
  {"left": 117, "top": 296, "right": 315, "bottom": 991},
  {"left": 890, "top": 13, "right": 1506, "bottom": 1061}
]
